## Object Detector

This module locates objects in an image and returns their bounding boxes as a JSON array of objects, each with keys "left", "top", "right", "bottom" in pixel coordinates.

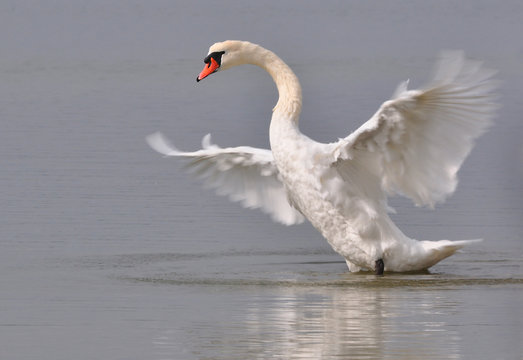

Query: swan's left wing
[
  {"left": 333, "top": 51, "right": 498, "bottom": 207},
  {"left": 146, "top": 132, "right": 305, "bottom": 225}
]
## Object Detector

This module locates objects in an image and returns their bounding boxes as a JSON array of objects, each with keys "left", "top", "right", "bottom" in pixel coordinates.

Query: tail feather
[{"left": 421, "top": 239, "right": 482, "bottom": 267}]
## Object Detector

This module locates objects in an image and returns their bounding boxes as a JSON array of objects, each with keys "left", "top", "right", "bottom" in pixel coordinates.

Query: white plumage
[
  {"left": 147, "top": 41, "right": 497, "bottom": 272},
  {"left": 146, "top": 132, "right": 305, "bottom": 225}
]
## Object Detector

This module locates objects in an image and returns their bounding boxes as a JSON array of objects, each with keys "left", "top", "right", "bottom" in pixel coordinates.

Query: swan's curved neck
[{"left": 247, "top": 43, "right": 302, "bottom": 123}]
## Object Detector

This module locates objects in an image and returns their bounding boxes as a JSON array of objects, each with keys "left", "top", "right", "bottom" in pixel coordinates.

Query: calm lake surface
[{"left": 1, "top": 1, "right": 522, "bottom": 359}]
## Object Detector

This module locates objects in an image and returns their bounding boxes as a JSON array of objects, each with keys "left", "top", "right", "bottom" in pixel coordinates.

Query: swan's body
[{"left": 147, "top": 41, "right": 497, "bottom": 273}]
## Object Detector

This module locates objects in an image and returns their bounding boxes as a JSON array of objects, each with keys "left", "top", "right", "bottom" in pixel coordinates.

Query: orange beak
[{"left": 197, "top": 57, "right": 220, "bottom": 82}]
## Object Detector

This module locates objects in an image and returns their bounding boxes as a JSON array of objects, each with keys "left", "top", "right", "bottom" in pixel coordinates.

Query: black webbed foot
[{"left": 375, "top": 259, "right": 384, "bottom": 275}]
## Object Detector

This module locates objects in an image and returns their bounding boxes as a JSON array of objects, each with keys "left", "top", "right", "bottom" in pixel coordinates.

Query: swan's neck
[{"left": 248, "top": 44, "right": 302, "bottom": 124}]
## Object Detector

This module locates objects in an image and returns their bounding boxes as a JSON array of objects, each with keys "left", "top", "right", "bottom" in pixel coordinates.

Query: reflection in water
[
  {"left": 127, "top": 250, "right": 521, "bottom": 360},
  {"left": 237, "top": 287, "right": 460, "bottom": 359},
  {"left": 150, "top": 284, "right": 463, "bottom": 359}
]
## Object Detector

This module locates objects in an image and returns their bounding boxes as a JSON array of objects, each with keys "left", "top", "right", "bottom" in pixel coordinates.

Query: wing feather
[
  {"left": 334, "top": 51, "right": 498, "bottom": 208},
  {"left": 146, "top": 132, "right": 305, "bottom": 225}
]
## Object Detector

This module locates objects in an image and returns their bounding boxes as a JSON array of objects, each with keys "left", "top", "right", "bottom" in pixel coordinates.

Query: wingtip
[
  {"left": 146, "top": 132, "right": 179, "bottom": 156},
  {"left": 430, "top": 50, "right": 498, "bottom": 90},
  {"left": 455, "top": 238, "right": 483, "bottom": 246}
]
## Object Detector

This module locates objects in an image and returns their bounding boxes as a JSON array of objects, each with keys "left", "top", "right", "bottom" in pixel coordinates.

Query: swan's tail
[{"left": 420, "top": 239, "right": 482, "bottom": 267}]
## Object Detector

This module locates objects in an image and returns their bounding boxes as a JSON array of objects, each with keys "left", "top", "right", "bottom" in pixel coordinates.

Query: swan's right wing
[
  {"left": 146, "top": 132, "right": 305, "bottom": 225},
  {"left": 333, "top": 51, "right": 498, "bottom": 208}
]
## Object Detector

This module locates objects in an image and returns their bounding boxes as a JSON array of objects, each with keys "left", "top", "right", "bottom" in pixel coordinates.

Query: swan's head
[{"left": 196, "top": 41, "right": 253, "bottom": 82}]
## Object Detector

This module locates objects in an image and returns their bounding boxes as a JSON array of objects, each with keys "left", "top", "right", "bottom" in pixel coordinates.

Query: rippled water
[
  {"left": 5, "top": 248, "right": 520, "bottom": 359},
  {"left": 1, "top": 1, "right": 522, "bottom": 359}
]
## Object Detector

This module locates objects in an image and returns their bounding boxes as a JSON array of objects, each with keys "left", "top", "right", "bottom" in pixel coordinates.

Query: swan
[{"left": 147, "top": 41, "right": 497, "bottom": 274}]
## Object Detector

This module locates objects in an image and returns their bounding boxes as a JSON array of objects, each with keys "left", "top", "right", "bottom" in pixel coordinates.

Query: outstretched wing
[
  {"left": 146, "top": 132, "right": 305, "bottom": 225},
  {"left": 333, "top": 51, "right": 498, "bottom": 208}
]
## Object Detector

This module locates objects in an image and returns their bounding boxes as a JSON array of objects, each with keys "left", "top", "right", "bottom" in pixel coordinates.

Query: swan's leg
[
  {"left": 375, "top": 259, "right": 384, "bottom": 275},
  {"left": 345, "top": 259, "right": 362, "bottom": 272}
]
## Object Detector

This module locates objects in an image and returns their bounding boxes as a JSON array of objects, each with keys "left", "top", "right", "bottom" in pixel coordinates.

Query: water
[{"left": 1, "top": 1, "right": 522, "bottom": 359}]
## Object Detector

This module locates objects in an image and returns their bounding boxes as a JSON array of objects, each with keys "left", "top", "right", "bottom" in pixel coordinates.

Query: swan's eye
[{"left": 204, "top": 51, "right": 225, "bottom": 66}]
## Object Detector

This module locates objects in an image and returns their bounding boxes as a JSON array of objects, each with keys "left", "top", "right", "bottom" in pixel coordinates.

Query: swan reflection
[{"left": 196, "top": 283, "right": 462, "bottom": 359}]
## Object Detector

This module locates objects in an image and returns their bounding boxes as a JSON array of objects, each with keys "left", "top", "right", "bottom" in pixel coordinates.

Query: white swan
[{"left": 147, "top": 41, "right": 497, "bottom": 273}]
